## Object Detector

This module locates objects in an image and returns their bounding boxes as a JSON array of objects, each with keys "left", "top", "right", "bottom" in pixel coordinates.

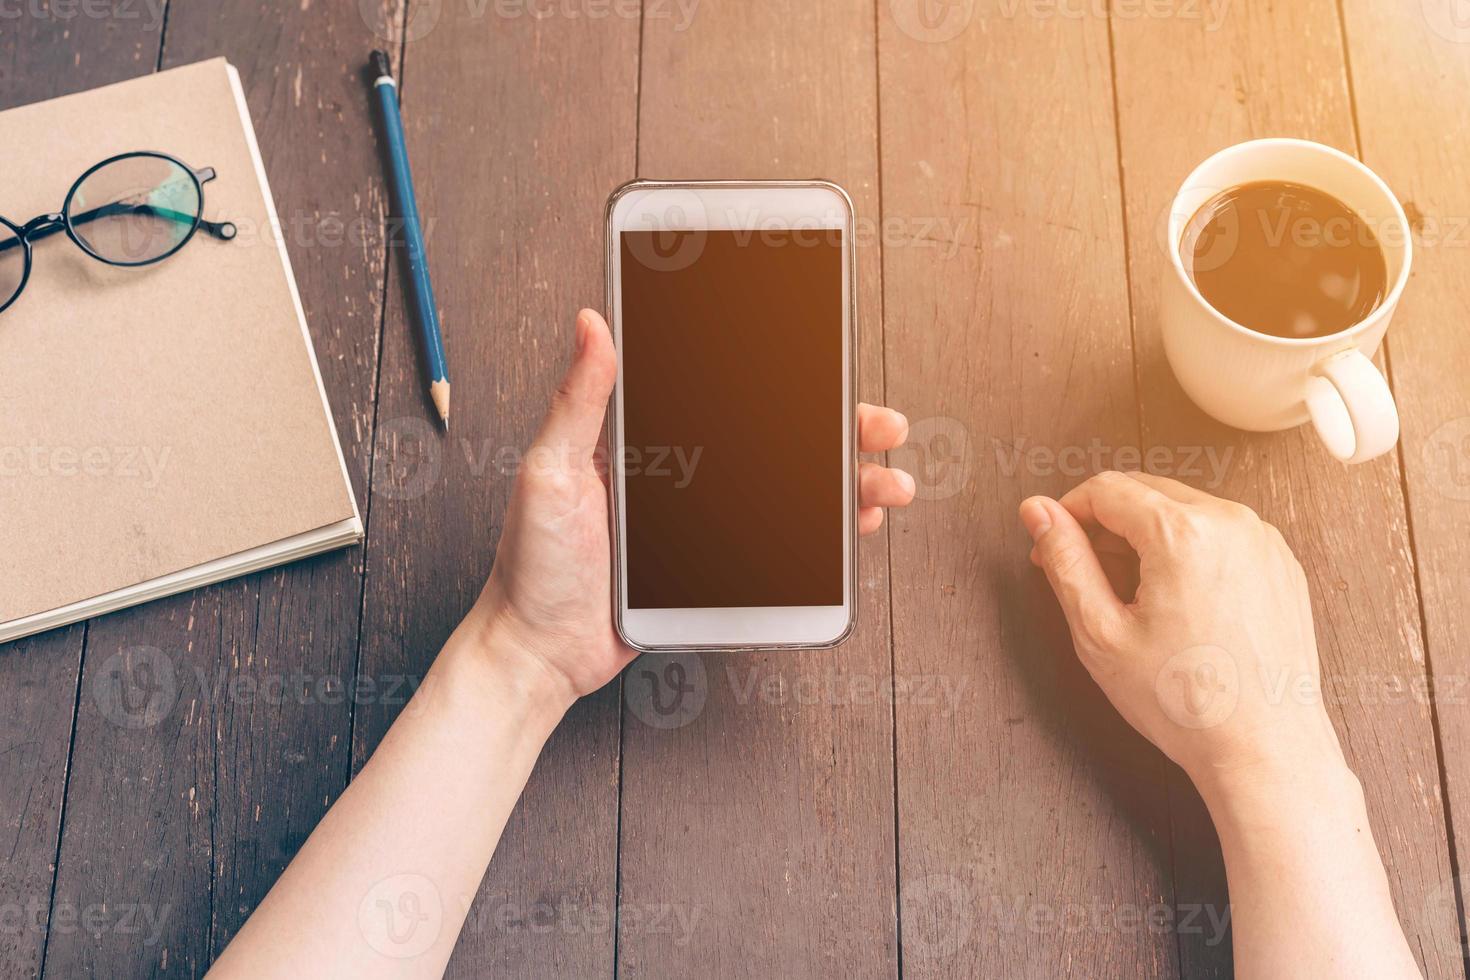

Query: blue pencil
[{"left": 370, "top": 50, "right": 450, "bottom": 429}]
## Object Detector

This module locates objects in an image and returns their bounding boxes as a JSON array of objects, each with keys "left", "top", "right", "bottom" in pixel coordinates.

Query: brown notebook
[{"left": 0, "top": 59, "right": 361, "bottom": 643}]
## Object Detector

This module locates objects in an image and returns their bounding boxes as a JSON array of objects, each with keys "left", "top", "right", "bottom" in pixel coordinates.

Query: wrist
[
  {"left": 1194, "top": 751, "right": 1363, "bottom": 842},
  {"left": 440, "top": 605, "right": 578, "bottom": 731}
]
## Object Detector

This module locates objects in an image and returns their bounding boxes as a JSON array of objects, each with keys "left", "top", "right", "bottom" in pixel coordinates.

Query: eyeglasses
[{"left": 0, "top": 150, "right": 238, "bottom": 314}]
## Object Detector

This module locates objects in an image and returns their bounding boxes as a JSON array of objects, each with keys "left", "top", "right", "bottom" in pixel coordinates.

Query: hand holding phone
[{"left": 475, "top": 306, "right": 913, "bottom": 700}]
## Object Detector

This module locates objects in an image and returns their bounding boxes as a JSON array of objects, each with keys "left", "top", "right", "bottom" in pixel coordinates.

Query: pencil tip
[{"left": 430, "top": 379, "right": 451, "bottom": 431}]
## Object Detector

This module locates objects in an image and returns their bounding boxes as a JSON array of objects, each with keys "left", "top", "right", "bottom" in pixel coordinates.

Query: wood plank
[
  {"left": 349, "top": 8, "right": 639, "bottom": 977},
  {"left": 0, "top": 627, "right": 82, "bottom": 980},
  {"left": 0, "top": 11, "right": 167, "bottom": 978},
  {"left": 1338, "top": 3, "right": 1470, "bottom": 972},
  {"left": 39, "top": 3, "right": 391, "bottom": 974},
  {"left": 876, "top": 6, "right": 1176, "bottom": 977},
  {"left": 1108, "top": 2, "right": 1460, "bottom": 975},
  {"left": 614, "top": 3, "right": 898, "bottom": 977}
]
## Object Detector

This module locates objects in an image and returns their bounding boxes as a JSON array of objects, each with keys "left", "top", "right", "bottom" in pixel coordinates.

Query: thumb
[
  {"left": 533, "top": 309, "right": 617, "bottom": 463},
  {"left": 1019, "top": 496, "right": 1127, "bottom": 651}
]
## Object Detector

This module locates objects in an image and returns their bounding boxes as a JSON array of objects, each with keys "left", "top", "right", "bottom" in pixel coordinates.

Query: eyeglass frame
[{"left": 0, "top": 149, "right": 238, "bottom": 315}]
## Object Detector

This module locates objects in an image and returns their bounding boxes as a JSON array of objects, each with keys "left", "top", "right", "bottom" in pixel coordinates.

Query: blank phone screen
[{"left": 619, "top": 228, "right": 844, "bottom": 609}]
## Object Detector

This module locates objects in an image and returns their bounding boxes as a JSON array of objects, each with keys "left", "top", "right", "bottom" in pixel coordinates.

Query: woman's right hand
[{"left": 1017, "top": 470, "right": 1346, "bottom": 795}]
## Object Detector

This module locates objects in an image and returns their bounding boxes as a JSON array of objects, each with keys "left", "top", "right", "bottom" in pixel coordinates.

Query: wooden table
[{"left": 4, "top": 2, "right": 1469, "bottom": 977}]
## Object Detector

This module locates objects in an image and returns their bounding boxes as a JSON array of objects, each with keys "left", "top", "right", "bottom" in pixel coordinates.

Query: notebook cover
[{"left": 0, "top": 59, "right": 359, "bottom": 624}]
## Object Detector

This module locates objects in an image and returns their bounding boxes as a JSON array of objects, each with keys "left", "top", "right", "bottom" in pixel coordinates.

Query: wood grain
[
  {"left": 1109, "top": 1, "right": 1460, "bottom": 975},
  {"left": 7, "top": 2, "right": 1470, "bottom": 975},
  {"left": 876, "top": 4, "right": 1177, "bottom": 977},
  {"left": 39, "top": 1, "right": 392, "bottom": 974},
  {"left": 348, "top": 6, "right": 639, "bottom": 977},
  {"left": 0, "top": 9, "right": 167, "bottom": 978},
  {"left": 614, "top": 3, "right": 898, "bottom": 977},
  {"left": 1338, "top": 3, "right": 1470, "bottom": 973}
]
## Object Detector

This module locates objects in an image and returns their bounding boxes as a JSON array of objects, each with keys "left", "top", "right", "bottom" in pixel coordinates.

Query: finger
[
  {"left": 860, "top": 462, "right": 916, "bottom": 508},
  {"left": 859, "top": 404, "right": 909, "bottom": 452},
  {"left": 859, "top": 506, "right": 885, "bottom": 536},
  {"left": 1056, "top": 470, "right": 1175, "bottom": 553},
  {"left": 532, "top": 309, "right": 618, "bottom": 464},
  {"left": 1019, "top": 496, "right": 1129, "bottom": 644},
  {"left": 1122, "top": 470, "right": 1213, "bottom": 505}
]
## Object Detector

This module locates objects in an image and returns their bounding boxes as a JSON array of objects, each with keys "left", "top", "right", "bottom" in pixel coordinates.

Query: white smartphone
[{"left": 605, "top": 180, "right": 858, "bottom": 651}]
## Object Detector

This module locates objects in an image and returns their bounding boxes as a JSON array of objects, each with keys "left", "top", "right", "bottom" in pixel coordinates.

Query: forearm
[
  {"left": 1197, "top": 762, "right": 1421, "bottom": 980},
  {"left": 209, "top": 615, "right": 571, "bottom": 978}
]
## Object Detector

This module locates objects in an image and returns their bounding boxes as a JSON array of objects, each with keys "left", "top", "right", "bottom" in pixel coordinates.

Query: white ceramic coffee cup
[{"left": 1162, "top": 138, "right": 1412, "bottom": 464}]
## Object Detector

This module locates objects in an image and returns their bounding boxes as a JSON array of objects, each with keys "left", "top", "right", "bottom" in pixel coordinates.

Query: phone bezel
[{"left": 604, "top": 179, "right": 859, "bottom": 652}]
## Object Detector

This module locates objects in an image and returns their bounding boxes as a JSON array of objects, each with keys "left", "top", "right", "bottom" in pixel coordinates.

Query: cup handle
[{"left": 1304, "top": 349, "right": 1400, "bottom": 464}]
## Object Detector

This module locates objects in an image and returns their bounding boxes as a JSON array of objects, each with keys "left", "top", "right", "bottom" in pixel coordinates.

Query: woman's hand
[
  {"left": 473, "top": 308, "right": 915, "bottom": 705},
  {"left": 1020, "top": 471, "right": 1421, "bottom": 979},
  {"left": 1018, "top": 470, "right": 1344, "bottom": 793}
]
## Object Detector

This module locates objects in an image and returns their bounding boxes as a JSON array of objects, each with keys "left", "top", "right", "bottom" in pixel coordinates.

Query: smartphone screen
[{"left": 619, "top": 228, "right": 844, "bottom": 609}]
